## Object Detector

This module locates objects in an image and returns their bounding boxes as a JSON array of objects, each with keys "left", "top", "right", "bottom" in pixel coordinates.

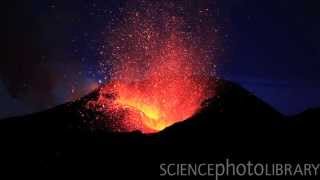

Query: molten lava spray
[{"left": 90, "top": 1, "right": 218, "bottom": 133}]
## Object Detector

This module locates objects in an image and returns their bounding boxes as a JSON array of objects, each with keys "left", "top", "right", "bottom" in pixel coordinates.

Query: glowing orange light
[
  {"left": 95, "top": 35, "right": 215, "bottom": 133},
  {"left": 88, "top": 2, "right": 217, "bottom": 133}
]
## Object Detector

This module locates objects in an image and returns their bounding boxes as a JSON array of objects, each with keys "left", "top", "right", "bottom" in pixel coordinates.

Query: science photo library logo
[{"left": 160, "top": 159, "right": 320, "bottom": 179}]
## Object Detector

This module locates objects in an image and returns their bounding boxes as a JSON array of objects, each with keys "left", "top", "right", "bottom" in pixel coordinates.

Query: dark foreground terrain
[{"left": 0, "top": 80, "right": 319, "bottom": 179}]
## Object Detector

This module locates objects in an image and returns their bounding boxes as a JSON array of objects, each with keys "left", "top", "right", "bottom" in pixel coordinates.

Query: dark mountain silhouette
[{"left": 0, "top": 80, "right": 319, "bottom": 178}]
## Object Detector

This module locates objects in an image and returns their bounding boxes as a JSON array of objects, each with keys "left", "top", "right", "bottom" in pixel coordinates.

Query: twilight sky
[{"left": 2, "top": 0, "right": 320, "bottom": 118}]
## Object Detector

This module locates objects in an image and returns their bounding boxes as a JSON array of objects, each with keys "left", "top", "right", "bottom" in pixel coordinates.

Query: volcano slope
[{"left": 0, "top": 80, "right": 319, "bottom": 177}]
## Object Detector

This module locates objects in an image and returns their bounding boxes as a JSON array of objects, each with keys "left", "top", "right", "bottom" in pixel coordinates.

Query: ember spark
[{"left": 89, "top": 1, "right": 218, "bottom": 133}]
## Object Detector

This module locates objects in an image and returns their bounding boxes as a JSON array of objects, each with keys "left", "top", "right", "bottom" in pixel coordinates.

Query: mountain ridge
[{"left": 0, "top": 79, "right": 319, "bottom": 177}]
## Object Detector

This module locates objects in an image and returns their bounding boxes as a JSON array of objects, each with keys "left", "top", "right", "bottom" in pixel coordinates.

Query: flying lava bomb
[{"left": 87, "top": 1, "right": 218, "bottom": 133}]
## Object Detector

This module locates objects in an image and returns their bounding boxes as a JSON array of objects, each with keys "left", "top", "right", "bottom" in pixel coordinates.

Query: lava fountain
[{"left": 89, "top": 1, "right": 218, "bottom": 133}]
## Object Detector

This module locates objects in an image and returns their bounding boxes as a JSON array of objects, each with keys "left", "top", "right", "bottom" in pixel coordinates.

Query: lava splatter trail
[{"left": 89, "top": 1, "right": 219, "bottom": 133}]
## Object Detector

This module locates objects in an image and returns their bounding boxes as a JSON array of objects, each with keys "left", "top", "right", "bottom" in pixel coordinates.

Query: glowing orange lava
[{"left": 90, "top": 1, "right": 217, "bottom": 133}]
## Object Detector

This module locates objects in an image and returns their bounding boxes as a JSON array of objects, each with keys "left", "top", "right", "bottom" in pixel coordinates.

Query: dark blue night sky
[{"left": 3, "top": 0, "right": 320, "bottom": 118}]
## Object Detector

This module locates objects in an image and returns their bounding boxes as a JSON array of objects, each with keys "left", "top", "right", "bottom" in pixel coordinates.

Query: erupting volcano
[{"left": 88, "top": 1, "right": 218, "bottom": 133}]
